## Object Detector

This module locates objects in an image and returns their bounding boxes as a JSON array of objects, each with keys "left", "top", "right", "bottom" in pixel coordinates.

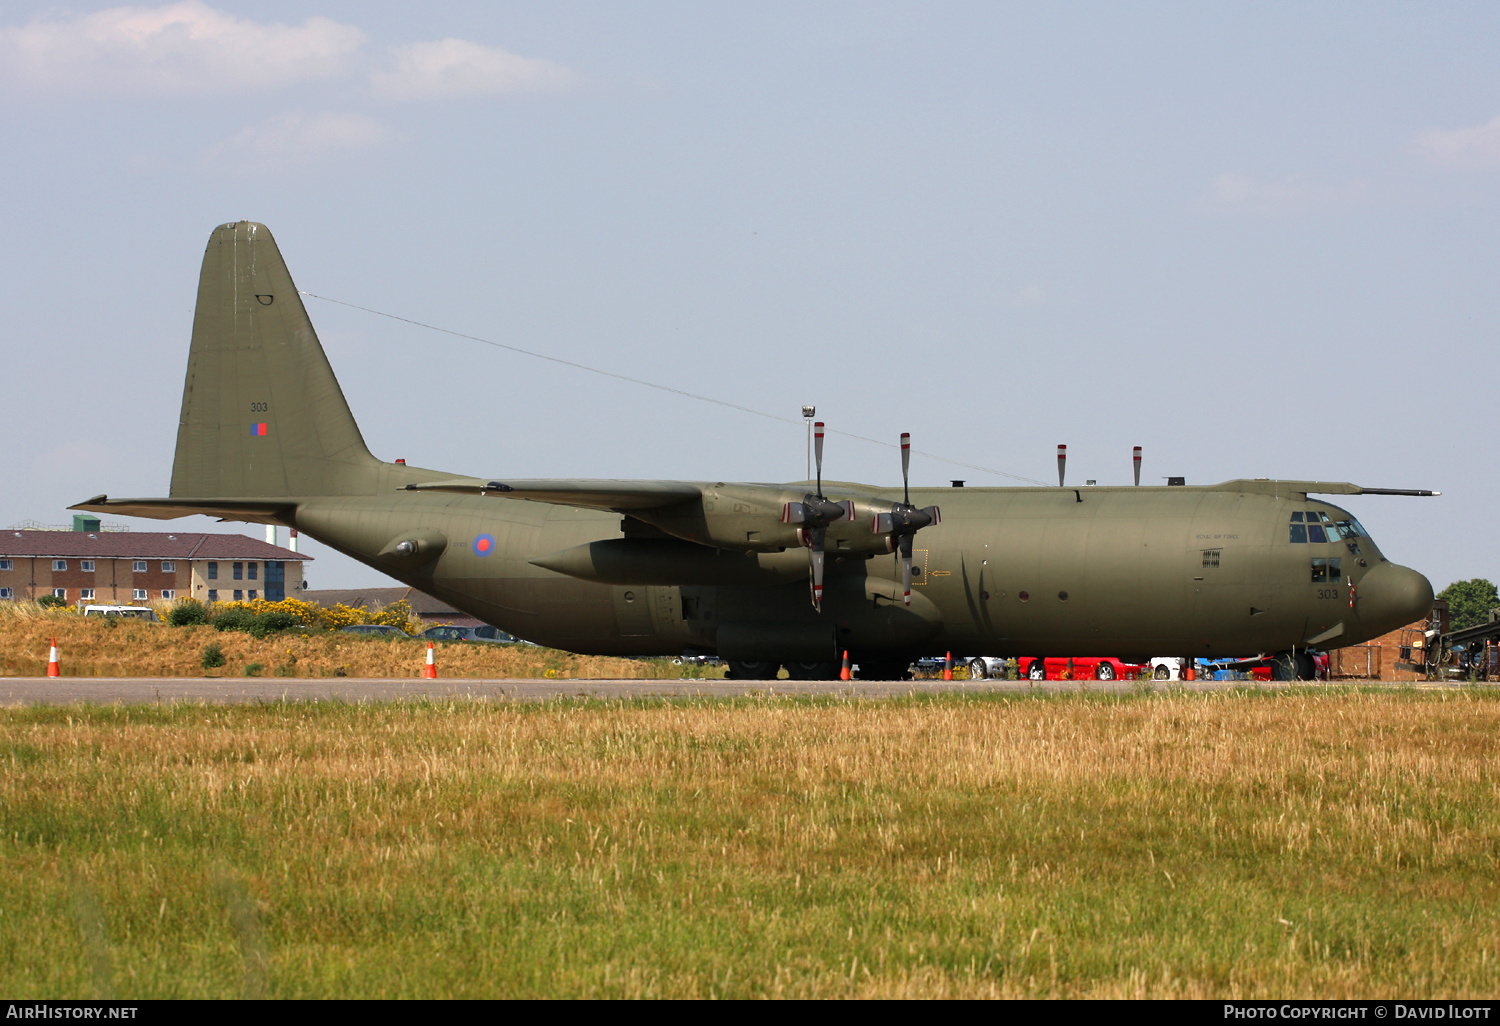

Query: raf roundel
[{"left": 472, "top": 533, "right": 496, "bottom": 557}]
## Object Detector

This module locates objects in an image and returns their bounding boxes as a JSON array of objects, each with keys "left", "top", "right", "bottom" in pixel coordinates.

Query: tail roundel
[{"left": 169, "top": 221, "right": 379, "bottom": 499}]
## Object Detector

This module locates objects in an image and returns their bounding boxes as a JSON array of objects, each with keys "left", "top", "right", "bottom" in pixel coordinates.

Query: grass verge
[
  {"left": 0, "top": 606, "right": 722, "bottom": 679},
  {"left": 3, "top": 688, "right": 1499, "bottom": 997}
]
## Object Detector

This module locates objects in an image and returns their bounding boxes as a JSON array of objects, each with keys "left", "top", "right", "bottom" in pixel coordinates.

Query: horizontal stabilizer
[
  {"left": 70, "top": 495, "right": 294, "bottom": 526},
  {"left": 403, "top": 479, "right": 703, "bottom": 511}
]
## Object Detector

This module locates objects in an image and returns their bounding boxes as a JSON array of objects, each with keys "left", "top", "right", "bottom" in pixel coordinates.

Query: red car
[{"left": 1018, "top": 656, "right": 1146, "bottom": 681}]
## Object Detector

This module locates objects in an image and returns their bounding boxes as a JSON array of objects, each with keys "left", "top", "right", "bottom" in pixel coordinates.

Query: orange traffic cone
[
  {"left": 46, "top": 637, "right": 60, "bottom": 678},
  {"left": 422, "top": 642, "right": 437, "bottom": 679},
  {"left": 942, "top": 651, "right": 953, "bottom": 681},
  {"left": 840, "top": 650, "right": 852, "bottom": 681}
]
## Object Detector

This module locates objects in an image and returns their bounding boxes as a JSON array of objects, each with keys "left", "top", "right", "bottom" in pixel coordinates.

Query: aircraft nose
[{"left": 1357, "top": 562, "right": 1434, "bottom": 636}]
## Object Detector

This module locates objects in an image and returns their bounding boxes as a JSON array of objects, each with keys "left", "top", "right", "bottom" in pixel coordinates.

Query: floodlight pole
[{"left": 802, "top": 405, "right": 816, "bottom": 480}]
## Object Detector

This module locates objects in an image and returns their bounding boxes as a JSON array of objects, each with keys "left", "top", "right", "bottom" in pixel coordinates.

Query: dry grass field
[
  {"left": 2, "top": 688, "right": 1498, "bottom": 998},
  {"left": 0, "top": 605, "right": 716, "bottom": 679}
]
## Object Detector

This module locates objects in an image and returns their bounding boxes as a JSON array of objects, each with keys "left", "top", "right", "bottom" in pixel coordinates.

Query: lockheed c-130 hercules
[{"left": 74, "top": 222, "right": 1437, "bottom": 681}]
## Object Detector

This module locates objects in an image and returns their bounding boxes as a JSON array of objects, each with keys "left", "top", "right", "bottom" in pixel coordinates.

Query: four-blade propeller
[
  {"left": 870, "top": 433, "right": 941, "bottom": 606},
  {"left": 781, "top": 422, "right": 854, "bottom": 610}
]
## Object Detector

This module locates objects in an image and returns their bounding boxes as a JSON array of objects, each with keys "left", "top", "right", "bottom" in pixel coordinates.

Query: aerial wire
[{"left": 298, "top": 290, "right": 1048, "bottom": 486}]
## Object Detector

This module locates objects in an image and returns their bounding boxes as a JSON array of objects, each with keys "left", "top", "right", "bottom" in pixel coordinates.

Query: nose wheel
[{"left": 1270, "top": 651, "right": 1316, "bottom": 681}]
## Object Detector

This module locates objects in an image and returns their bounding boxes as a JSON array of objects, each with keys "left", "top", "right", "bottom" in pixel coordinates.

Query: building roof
[{"left": 0, "top": 531, "right": 310, "bottom": 561}]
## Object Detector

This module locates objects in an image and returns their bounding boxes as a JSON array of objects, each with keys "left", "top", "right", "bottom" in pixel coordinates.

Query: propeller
[
  {"left": 1133, "top": 446, "right": 1142, "bottom": 486},
  {"left": 782, "top": 421, "right": 854, "bottom": 610},
  {"left": 1057, "top": 444, "right": 1067, "bottom": 487},
  {"left": 871, "top": 432, "right": 942, "bottom": 605}
]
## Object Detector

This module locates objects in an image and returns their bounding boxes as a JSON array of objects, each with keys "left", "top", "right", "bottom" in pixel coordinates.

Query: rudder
[{"left": 170, "top": 221, "right": 379, "bottom": 498}]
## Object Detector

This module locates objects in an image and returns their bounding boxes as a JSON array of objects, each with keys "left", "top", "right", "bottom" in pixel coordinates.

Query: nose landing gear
[{"left": 1270, "top": 651, "right": 1317, "bottom": 681}]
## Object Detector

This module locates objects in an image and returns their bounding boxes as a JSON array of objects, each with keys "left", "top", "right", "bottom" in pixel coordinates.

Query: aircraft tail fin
[{"left": 169, "top": 221, "right": 380, "bottom": 499}]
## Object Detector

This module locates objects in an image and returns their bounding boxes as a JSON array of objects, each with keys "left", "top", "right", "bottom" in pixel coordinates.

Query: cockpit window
[
  {"left": 1311, "top": 557, "right": 1343, "bottom": 583},
  {"left": 1290, "top": 510, "right": 1369, "bottom": 543}
]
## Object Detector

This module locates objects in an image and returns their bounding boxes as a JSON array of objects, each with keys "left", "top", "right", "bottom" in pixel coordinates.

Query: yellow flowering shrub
[{"left": 210, "top": 596, "right": 423, "bottom": 635}]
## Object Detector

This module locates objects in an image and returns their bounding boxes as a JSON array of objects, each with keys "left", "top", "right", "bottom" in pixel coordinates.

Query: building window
[
  {"left": 208, "top": 589, "right": 218, "bottom": 602},
  {"left": 233, "top": 562, "right": 243, "bottom": 580},
  {"left": 207, "top": 561, "right": 218, "bottom": 580},
  {"left": 162, "top": 561, "right": 175, "bottom": 573},
  {"left": 247, "top": 562, "right": 258, "bottom": 581},
  {"left": 81, "top": 560, "right": 95, "bottom": 573},
  {"left": 52, "top": 560, "right": 66, "bottom": 572},
  {"left": 233, "top": 589, "right": 243, "bottom": 601},
  {"left": 247, "top": 589, "right": 258, "bottom": 600},
  {"left": 133, "top": 588, "right": 147, "bottom": 600},
  {"left": 80, "top": 588, "right": 95, "bottom": 600},
  {"left": 161, "top": 590, "right": 175, "bottom": 600},
  {"left": 266, "top": 560, "right": 285, "bottom": 601},
  {"left": 53, "top": 588, "right": 66, "bottom": 599},
  {"left": 133, "top": 560, "right": 147, "bottom": 573},
  {"left": 0, "top": 588, "right": 11, "bottom": 599},
  {"left": 0, "top": 560, "right": 11, "bottom": 571}
]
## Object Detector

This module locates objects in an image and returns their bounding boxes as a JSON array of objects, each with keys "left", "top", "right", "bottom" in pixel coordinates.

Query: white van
[{"left": 81, "top": 604, "right": 161, "bottom": 623}]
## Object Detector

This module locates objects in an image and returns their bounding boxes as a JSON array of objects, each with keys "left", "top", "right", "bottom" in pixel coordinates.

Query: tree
[{"left": 1437, "top": 578, "right": 1499, "bottom": 631}]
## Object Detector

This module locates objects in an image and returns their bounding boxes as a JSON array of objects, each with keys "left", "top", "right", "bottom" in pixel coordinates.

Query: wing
[{"left": 402, "top": 478, "right": 703, "bottom": 512}]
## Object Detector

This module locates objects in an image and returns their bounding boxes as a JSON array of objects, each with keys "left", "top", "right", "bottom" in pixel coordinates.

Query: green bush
[
  {"left": 255, "top": 610, "right": 299, "bottom": 636},
  {"left": 200, "top": 642, "right": 226, "bottom": 670},
  {"left": 210, "top": 607, "right": 256, "bottom": 633},
  {"left": 36, "top": 595, "right": 67, "bottom": 609},
  {"left": 210, "top": 607, "right": 300, "bottom": 638},
  {"left": 168, "top": 599, "right": 209, "bottom": 627},
  {"left": 244, "top": 662, "right": 264, "bottom": 677}
]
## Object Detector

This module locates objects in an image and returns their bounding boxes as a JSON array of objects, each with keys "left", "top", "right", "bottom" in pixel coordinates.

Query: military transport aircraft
[{"left": 73, "top": 222, "right": 1437, "bottom": 681}]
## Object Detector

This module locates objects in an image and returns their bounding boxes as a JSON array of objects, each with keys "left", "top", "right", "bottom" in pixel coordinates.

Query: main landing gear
[
  {"left": 725, "top": 659, "right": 781, "bottom": 680},
  {"left": 723, "top": 657, "right": 912, "bottom": 681}
]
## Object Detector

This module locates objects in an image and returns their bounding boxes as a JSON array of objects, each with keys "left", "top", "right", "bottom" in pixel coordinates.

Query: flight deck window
[
  {"left": 1307, "top": 524, "right": 1328, "bottom": 543},
  {"left": 1311, "top": 557, "right": 1343, "bottom": 583},
  {"left": 1291, "top": 512, "right": 1305, "bottom": 522},
  {"left": 1289, "top": 523, "right": 1308, "bottom": 543}
]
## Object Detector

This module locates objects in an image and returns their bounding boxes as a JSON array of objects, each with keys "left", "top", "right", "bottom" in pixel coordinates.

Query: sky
[{"left": 1, "top": 1, "right": 1497, "bottom": 593}]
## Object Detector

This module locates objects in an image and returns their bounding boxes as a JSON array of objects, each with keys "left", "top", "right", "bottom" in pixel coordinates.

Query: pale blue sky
[{"left": 2, "top": 2, "right": 1496, "bottom": 591}]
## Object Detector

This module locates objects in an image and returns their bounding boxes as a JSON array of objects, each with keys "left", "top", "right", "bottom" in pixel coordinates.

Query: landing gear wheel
[
  {"left": 1297, "top": 652, "right": 1317, "bottom": 681},
  {"left": 1270, "top": 651, "right": 1299, "bottom": 681},
  {"left": 726, "top": 659, "right": 781, "bottom": 681},
  {"left": 968, "top": 658, "right": 989, "bottom": 680},
  {"left": 858, "top": 659, "right": 911, "bottom": 681},
  {"left": 1153, "top": 664, "right": 1170, "bottom": 680},
  {"left": 784, "top": 660, "right": 840, "bottom": 681},
  {"left": 1027, "top": 658, "right": 1047, "bottom": 681},
  {"left": 1095, "top": 661, "right": 1116, "bottom": 681}
]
